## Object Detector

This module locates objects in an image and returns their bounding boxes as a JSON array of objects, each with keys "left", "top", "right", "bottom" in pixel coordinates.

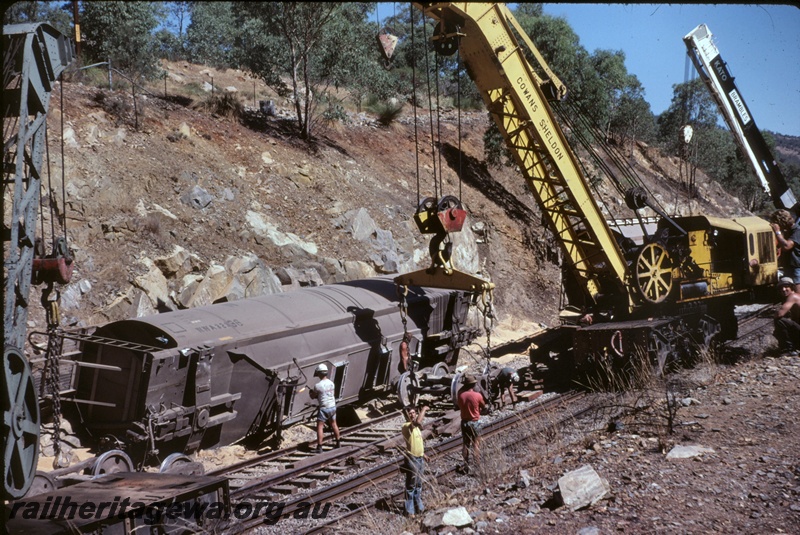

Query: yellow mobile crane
[{"left": 410, "top": 3, "right": 779, "bottom": 371}]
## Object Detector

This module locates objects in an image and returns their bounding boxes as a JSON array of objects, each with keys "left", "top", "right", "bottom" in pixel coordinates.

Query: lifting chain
[
  {"left": 398, "top": 285, "right": 409, "bottom": 337},
  {"left": 42, "top": 282, "right": 69, "bottom": 467},
  {"left": 43, "top": 328, "right": 68, "bottom": 468},
  {"left": 479, "top": 287, "right": 495, "bottom": 358},
  {"left": 397, "top": 285, "right": 418, "bottom": 375}
]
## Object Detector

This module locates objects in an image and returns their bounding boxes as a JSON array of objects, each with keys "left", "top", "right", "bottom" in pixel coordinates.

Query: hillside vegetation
[{"left": 26, "top": 58, "right": 758, "bottom": 340}]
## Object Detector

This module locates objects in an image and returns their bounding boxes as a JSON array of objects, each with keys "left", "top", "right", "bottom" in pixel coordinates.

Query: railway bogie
[{"left": 66, "top": 277, "right": 479, "bottom": 461}]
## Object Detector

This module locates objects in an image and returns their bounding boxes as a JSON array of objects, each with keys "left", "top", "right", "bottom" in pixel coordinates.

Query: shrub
[
  {"left": 196, "top": 91, "right": 244, "bottom": 120},
  {"left": 370, "top": 101, "right": 404, "bottom": 127}
]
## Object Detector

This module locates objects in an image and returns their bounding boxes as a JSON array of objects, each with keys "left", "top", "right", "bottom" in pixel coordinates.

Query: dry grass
[
  {"left": 195, "top": 91, "right": 244, "bottom": 120},
  {"left": 576, "top": 344, "right": 723, "bottom": 440}
]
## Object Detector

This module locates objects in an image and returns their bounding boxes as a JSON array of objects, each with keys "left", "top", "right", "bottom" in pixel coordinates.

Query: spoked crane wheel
[
  {"left": 2, "top": 346, "right": 40, "bottom": 500},
  {"left": 635, "top": 243, "right": 674, "bottom": 304}
]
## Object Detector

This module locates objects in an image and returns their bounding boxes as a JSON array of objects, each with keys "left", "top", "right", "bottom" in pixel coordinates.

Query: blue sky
[{"left": 375, "top": 3, "right": 800, "bottom": 137}]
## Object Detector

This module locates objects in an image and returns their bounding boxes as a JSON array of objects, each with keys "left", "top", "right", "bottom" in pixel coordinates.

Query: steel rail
[
  {"left": 300, "top": 391, "right": 593, "bottom": 534},
  {"left": 208, "top": 409, "right": 402, "bottom": 479},
  {"left": 220, "top": 391, "right": 586, "bottom": 534}
]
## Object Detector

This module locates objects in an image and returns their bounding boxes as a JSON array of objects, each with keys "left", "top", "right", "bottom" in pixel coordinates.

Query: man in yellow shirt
[{"left": 401, "top": 404, "right": 428, "bottom": 516}]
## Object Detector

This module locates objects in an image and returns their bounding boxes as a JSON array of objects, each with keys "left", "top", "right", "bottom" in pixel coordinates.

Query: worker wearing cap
[
  {"left": 496, "top": 367, "right": 520, "bottom": 407},
  {"left": 774, "top": 277, "right": 800, "bottom": 357},
  {"left": 309, "top": 363, "right": 341, "bottom": 452},
  {"left": 456, "top": 374, "right": 485, "bottom": 473}
]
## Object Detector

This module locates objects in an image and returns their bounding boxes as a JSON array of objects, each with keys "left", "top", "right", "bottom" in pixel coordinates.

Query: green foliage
[
  {"left": 483, "top": 117, "right": 514, "bottom": 168},
  {"left": 186, "top": 2, "right": 236, "bottom": 68},
  {"left": 365, "top": 100, "right": 404, "bottom": 127},
  {"left": 321, "top": 100, "right": 348, "bottom": 125},
  {"left": 81, "top": 1, "right": 163, "bottom": 80},
  {"left": 587, "top": 49, "right": 628, "bottom": 128},
  {"left": 693, "top": 127, "right": 735, "bottom": 182},
  {"left": 232, "top": 2, "right": 381, "bottom": 140},
  {"left": 515, "top": 3, "right": 544, "bottom": 18},
  {"left": 79, "top": 65, "right": 111, "bottom": 89},
  {"left": 609, "top": 78, "right": 657, "bottom": 147},
  {"left": 154, "top": 28, "right": 183, "bottom": 62},
  {"left": 657, "top": 79, "right": 720, "bottom": 153},
  {"left": 3, "top": 1, "right": 72, "bottom": 37},
  {"left": 180, "top": 82, "right": 207, "bottom": 98}
]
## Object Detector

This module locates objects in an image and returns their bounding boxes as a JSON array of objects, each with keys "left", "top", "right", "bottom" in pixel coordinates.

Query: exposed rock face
[{"left": 31, "top": 60, "right": 749, "bottom": 336}]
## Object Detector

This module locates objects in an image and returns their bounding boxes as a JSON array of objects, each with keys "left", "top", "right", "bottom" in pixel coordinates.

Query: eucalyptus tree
[
  {"left": 81, "top": 1, "right": 163, "bottom": 80},
  {"left": 185, "top": 1, "right": 236, "bottom": 68},
  {"left": 3, "top": 0, "right": 72, "bottom": 37},
  {"left": 233, "top": 2, "right": 379, "bottom": 140},
  {"left": 609, "top": 79, "right": 657, "bottom": 150}
]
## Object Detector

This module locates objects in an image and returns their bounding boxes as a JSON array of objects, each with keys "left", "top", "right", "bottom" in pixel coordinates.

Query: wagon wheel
[
  {"left": 635, "top": 243, "right": 673, "bottom": 304},
  {"left": 91, "top": 449, "right": 133, "bottom": 478},
  {"left": 159, "top": 452, "right": 205, "bottom": 476},
  {"left": 396, "top": 372, "right": 419, "bottom": 408},
  {"left": 450, "top": 372, "right": 464, "bottom": 410},
  {"left": 2, "top": 346, "right": 40, "bottom": 500},
  {"left": 648, "top": 332, "right": 672, "bottom": 377},
  {"left": 431, "top": 362, "right": 449, "bottom": 377},
  {"left": 26, "top": 471, "right": 57, "bottom": 497}
]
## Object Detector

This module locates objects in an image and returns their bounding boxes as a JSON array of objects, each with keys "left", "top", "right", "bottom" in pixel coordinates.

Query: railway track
[
  {"left": 9, "top": 310, "right": 775, "bottom": 534},
  {"left": 208, "top": 410, "right": 404, "bottom": 497},
  {"left": 209, "top": 305, "right": 780, "bottom": 534},
  {"left": 301, "top": 390, "right": 591, "bottom": 535},
  {"left": 201, "top": 332, "right": 547, "bottom": 498},
  {"left": 215, "top": 390, "right": 588, "bottom": 534},
  {"left": 729, "top": 303, "right": 776, "bottom": 344}
]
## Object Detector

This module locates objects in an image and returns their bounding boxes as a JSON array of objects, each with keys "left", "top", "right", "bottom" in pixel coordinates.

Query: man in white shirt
[{"left": 309, "top": 363, "right": 341, "bottom": 453}]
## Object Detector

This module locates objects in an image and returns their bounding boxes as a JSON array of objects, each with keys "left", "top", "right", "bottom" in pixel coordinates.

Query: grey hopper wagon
[{"left": 69, "top": 277, "right": 479, "bottom": 461}]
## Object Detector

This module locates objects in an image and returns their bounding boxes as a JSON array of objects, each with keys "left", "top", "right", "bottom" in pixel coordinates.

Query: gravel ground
[{"left": 320, "top": 329, "right": 800, "bottom": 535}]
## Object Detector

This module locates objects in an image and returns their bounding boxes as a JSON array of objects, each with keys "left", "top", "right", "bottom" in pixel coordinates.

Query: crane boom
[
  {"left": 411, "top": 3, "right": 780, "bottom": 373},
  {"left": 683, "top": 23, "right": 797, "bottom": 213},
  {"left": 413, "top": 2, "right": 634, "bottom": 314}
]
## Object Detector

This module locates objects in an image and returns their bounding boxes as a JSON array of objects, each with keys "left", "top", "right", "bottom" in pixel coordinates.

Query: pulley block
[
  {"left": 413, "top": 196, "right": 467, "bottom": 235},
  {"left": 32, "top": 237, "right": 73, "bottom": 285},
  {"left": 432, "top": 20, "right": 462, "bottom": 56},
  {"left": 624, "top": 187, "right": 649, "bottom": 211},
  {"left": 436, "top": 195, "right": 467, "bottom": 233}
]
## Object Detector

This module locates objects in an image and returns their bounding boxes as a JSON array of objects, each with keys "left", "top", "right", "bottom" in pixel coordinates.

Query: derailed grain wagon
[{"left": 66, "top": 277, "right": 479, "bottom": 463}]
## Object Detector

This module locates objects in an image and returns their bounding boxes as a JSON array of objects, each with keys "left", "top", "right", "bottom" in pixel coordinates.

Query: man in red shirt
[{"left": 456, "top": 374, "right": 486, "bottom": 474}]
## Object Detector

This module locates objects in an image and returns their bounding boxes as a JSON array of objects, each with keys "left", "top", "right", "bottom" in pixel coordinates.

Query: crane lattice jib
[
  {"left": 684, "top": 23, "right": 796, "bottom": 212},
  {"left": 3, "top": 23, "right": 74, "bottom": 351},
  {"left": 415, "top": 3, "right": 633, "bottom": 311}
]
